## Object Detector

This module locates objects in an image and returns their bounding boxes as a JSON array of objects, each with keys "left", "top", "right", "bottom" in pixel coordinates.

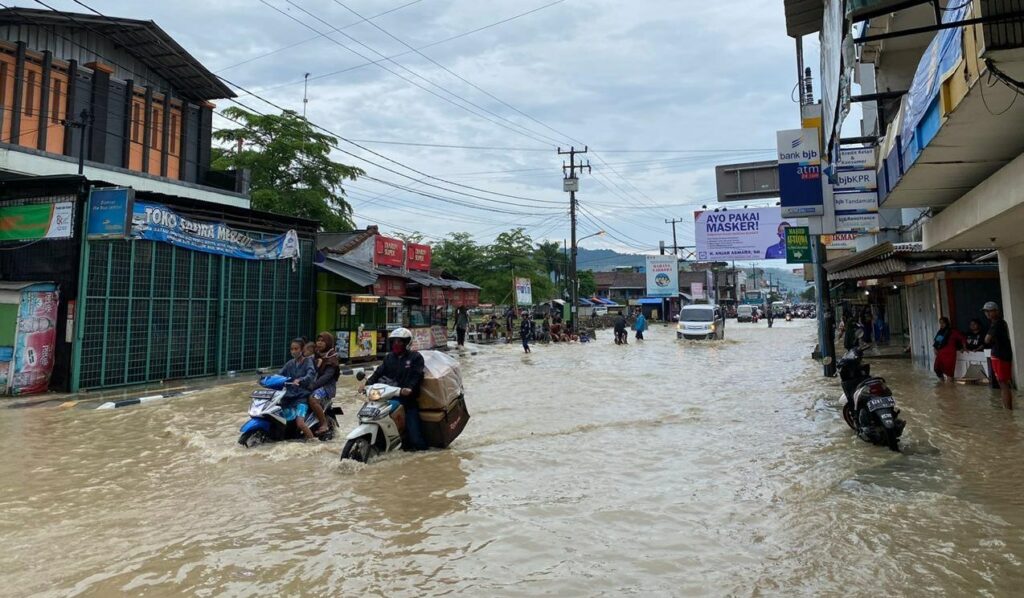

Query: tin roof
[
  {"left": 0, "top": 8, "right": 235, "bottom": 100},
  {"left": 824, "top": 241, "right": 996, "bottom": 281}
]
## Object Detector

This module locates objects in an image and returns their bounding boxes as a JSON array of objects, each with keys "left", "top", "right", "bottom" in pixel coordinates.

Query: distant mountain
[{"left": 576, "top": 248, "right": 809, "bottom": 292}]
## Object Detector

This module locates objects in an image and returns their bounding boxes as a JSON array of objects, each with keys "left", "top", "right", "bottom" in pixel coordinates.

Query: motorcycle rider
[
  {"left": 306, "top": 331, "right": 340, "bottom": 436},
  {"left": 366, "top": 328, "right": 428, "bottom": 450},
  {"left": 279, "top": 338, "right": 317, "bottom": 440},
  {"left": 614, "top": 313, "right": 628, "bottom": 345}
]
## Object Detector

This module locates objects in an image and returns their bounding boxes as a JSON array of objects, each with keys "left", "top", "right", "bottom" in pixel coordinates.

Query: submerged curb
[{"left": 96, "top": 390, "right": 198, "bottom": 410}]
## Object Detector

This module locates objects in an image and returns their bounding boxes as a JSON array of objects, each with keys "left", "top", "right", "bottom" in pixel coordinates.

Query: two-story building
[{"left": 0, "top": 9, "right": 317, "bottom": 394}]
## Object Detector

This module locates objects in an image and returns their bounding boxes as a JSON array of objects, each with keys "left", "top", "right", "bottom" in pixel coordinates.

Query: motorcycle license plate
[
  {"left": 251, "top": 389, "right": 277, "bottom": 399},
  {"left": 867, "top": 396, "right": 895, "bottom": 412}
]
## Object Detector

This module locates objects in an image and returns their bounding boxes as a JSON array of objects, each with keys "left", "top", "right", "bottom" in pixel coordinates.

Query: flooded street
[{"left": 3, "top": 320, "right": 1024, "bottom": 596}]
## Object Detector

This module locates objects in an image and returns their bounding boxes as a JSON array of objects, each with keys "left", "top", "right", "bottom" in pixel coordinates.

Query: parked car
[{"left": 677, "top": 304, "right": 725, "bottom": 340}]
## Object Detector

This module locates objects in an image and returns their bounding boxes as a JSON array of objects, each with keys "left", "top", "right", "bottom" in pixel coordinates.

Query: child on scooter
[{"left": 279, "top": 338, "right": 316, "bottom": 440}]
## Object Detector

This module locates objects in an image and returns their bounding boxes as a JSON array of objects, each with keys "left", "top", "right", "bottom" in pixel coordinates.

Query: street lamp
[{"left": 570, "top": 231, "right": 605, "bottom": 331}]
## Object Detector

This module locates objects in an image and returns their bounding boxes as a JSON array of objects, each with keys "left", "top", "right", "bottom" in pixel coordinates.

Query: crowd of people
[{"left": 929, "top": 302, "right": 1014, "bottom": 409}]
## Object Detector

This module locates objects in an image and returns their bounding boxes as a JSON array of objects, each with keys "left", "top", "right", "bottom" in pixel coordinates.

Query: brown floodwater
[{"left": 2, "top": 320, "right": 1023, "bottom": 597}]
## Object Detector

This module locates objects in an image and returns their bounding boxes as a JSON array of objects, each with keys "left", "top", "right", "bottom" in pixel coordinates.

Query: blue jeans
[{"left": 403, "top": 403, "right": 428, "bottom": 451}]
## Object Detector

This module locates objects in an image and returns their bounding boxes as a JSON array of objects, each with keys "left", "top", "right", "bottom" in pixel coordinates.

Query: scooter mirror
[
  {"left": 822, "top": 356, "right": 833, "bottom": 366},
  {"left": 355, "top": 371, "right": 366, "bottom": 381}
]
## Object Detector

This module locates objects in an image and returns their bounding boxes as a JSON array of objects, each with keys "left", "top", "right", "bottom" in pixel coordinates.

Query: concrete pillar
[{"left": 998, "top": 243, "right": 1024, "bottom": 387}]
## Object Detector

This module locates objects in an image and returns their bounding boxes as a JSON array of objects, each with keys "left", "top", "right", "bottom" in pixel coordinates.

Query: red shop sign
[
  {"left": 406, "top": 243, "right": 432, "bottom": 271},
  {"left": 374, "top": 236, "right": 405, "bottom": 268}
]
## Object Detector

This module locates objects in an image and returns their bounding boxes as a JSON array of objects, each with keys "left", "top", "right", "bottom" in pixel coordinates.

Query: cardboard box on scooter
[{"left": 417, "top": 350, "right": 463, "bottom": 411}]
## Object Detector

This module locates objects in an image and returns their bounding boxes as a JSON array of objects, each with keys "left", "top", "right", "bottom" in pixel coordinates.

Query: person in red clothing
[
  {"left": 933, "top": 317, "right": 964, "bottom": 382},
  {"left": 984, "top": 301, "right": 1014, "bottom": 410}
]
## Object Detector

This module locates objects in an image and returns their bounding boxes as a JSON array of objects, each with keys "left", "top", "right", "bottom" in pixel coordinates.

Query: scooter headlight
[{"left": 368, "top": 389, "right": 382, "bottom": 402}]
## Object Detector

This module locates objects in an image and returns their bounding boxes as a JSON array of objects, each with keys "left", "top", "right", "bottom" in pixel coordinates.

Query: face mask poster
[{"left": 694, "top": 207, "right": 791, "bottom": 261}]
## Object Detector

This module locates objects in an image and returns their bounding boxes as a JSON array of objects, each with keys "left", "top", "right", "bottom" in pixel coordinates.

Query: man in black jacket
[{"left": 367, "top": 327, "right": 428, "bottom": 450}]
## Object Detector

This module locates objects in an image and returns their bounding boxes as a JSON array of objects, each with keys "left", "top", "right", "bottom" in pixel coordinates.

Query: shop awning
[
  {"left": 578, "top": 297, "right": 595, "bottom": 306},
  {"left": 316, "top": 255, "right": 378, "bottom": 287},
  {"left": 592, "top": 297, "right": 617, "bottom": 306},
  {"left": 825, "top": 241, "right": 996, "bottom": 281}
]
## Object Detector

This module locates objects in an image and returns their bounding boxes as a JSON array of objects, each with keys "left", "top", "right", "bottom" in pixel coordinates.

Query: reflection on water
[{"left": 1, "top": 320, "right": 1023, "bottom": 596}]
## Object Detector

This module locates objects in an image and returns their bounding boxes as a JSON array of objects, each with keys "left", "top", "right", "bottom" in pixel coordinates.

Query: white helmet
[{"left": 388, "top": 327, "right": 413, "bottom": 342}]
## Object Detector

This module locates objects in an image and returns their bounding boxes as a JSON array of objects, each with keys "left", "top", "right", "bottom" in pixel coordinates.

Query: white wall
[{"left": 998, "top": 243, "right": 1024, "bottom": 386}]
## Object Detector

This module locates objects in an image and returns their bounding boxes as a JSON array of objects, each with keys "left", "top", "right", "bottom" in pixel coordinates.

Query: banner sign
[
  {"left": 837, "top": 147, "right": 876, "bottom": 170},
  {"left": 0, "top": 200, "right": 75, "bottom": 241},
  {"left": 87, "top": 188, "right": 133, "bottom": 239},
  {"left": 10, "top": 285, "right": 59, "bottom": 395},
  {"left": 406, "top": 243, "right": 432, "bottom": 271},
  {"left": 777, "top": 128, "right": 824, "bottom": 217},
  {"left": 690, "top": 282, "right": 705, "bottom": 300},
  {"left": 695, "top": 207, "right": 792, "bottom": 261},
  {"left": 374, "top": 236, "right": 405, "bottom": 268},
  {"left": 412, "top": 327, "right": 434, "bottom": 351},
  {"left": 785, "top": 226, "right": 812, "bottom": 264},
  {"left": 836, "top": 213, "right": 881, "bottom": 233},
  {"left": 833, "top": 169, "right": 877, "bottom": 192},
  {"left": 834, "top": 192, "right": 879, "bottom": 213},
  {"left": 131, "top": 202, "right": 300, "bottom": 260},
  {"left": 515, "top": 277, "right": 533, "bottom": 305},
  {"left": 350, "top": 328, "right": 377, "bottom": 359},
  {"left": 645, "top": 255, "right": 678, "bottom": 297},
  {"left": 823, "top": 233, "right": 859, "bottom": 250}
]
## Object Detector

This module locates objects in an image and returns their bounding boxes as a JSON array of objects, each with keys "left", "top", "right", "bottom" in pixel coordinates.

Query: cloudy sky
[{"left": 35, "top": 0, "right": 811, "bottom": 252}]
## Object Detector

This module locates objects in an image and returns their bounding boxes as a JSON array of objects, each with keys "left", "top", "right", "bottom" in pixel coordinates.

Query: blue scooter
[{"left": 238, "top": 375, "right": 341, "bottom": 448}]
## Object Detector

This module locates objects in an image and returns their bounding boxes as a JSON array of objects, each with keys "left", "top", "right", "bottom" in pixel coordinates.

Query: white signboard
[
  {"left": 838, "top": 147, "right": 877, "bottom": 170},
  {"left": 835, "top": 213, "right": 880, "bottom": 233},
  {"left": 515, "top": 277, "right": 533, "bottom": 305},
  {"left": 834, "top": 169, "right": 877, "bottom": 192},
  {"left": 834, "top": 192, "right": 879, "bottom": 213},
  {"left": 45, "top": 202, "right": 75, "bottom": 238},
  {"left": 645, "top": 255, "right": 678, "bottom": 297},
  {"left": 563, "top": 178, "right": 579, "bottom": 192},
  {"left": 694, "top": 207, "right": 791, "bottom": 261},
  {"left": 823, "top": 233, "right": 859, "bottom": 249},
  {"left": 690, "top": 282, "right": 705, "bottom": 300}
]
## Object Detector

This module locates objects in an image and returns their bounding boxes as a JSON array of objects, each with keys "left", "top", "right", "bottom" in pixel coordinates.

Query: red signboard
[
  {"left": 374, "top": 277, "right": 407, "bottom": 297},
  {"left": 421, "top": 286, "right": 447, "bottom": 306},
  {"left": 406, "top": 243, "right": 432, "bottom": 271},
  {"left": 374, "top": 236, "right": 405, "bottom": 268}
]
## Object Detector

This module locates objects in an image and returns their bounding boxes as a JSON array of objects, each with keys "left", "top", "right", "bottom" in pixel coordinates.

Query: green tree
[
  {"left": 431, "top": 232, "right": 482, "bottom": 281},
  {"left": 535, "top": 240, "right": 565, "bottom": 287},
  {"left": 212, "top": 107, "right": 364, "bottom": 230},
  {"left": 800, "top": 286, "right": 816, "bottom": 302},
  {"left": 578, "top": 270, "right": 596, "bottom": 297},
  {"left": 391, "top": 231, "right": 425, "bottom": 245}
]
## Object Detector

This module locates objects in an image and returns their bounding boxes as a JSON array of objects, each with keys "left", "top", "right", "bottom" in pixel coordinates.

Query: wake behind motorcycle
[
  {"left": 835, "top": 346, "right": 906, "bottom": 451},
  {"left": 238, "top": 375, "right": 342, "bottom": 448}
]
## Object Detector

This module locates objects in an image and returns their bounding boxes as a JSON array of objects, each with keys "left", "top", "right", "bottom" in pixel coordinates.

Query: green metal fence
[{"left": 76, "top": 238, "right": 313, "bottom": 390}]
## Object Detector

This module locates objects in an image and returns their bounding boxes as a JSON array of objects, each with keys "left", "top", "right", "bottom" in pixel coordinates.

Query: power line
[{"left": 213, "top": 0, "right": 428, "bottom": 73}]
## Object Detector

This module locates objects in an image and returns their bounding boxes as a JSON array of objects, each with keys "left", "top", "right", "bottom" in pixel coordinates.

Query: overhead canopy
[
  {"left": 784, "top": 0, "right": 824, "bottom": 37},
  {"left": 824, "top": 241, "right": 996, "bottom": 281},
  {"left": 316, "top": 255, "right": 377, "bottom": 288},
  {"left": 578, "top": 297, "right": 594, "bottom": 306}
]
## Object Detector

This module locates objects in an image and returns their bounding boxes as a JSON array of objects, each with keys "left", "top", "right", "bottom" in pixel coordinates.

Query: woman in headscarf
[
  {"left": 306, "top": 331, "right": 341, "bottom": 436},
  {"left": 933, "top": 317, "right": 964, "bottom": 382}
]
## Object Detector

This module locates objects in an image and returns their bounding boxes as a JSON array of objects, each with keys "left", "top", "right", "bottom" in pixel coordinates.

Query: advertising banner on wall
[
  {"left": 87, "top": 188, "right": 133, "bottom": 239},
  {"left": 349, "top": 328, "right": 377, "bottom": 359},
  {"left": 690, "top": 282, "right": 705, "bottom": 300},
  {"left": 694, "top": 207, "right": 791, "bottom": 261},
  {"left": 412, "top": 327, "right": 434, "bottom": 351},
  {"left": 374, "top": 236, "right": 405, "bottom": 268},
  {"left": 777, "top": 128, "right": 824, "bottom": 217},
  {"left": 645, "top": 255, "right": 678, "bottom": 297},
  {"left": 515, "top": 278, "right": 533, "bottom": 305},
  {"left": 10, "top": 285, "right": 59, "bottom": 395},
  {"left": 130, "top": 202, "right": 300, "bottom": 260},
  {"left": 833, "top": 147, "right": 881, "bottom": 234},
  {"left": 406, "top": 243, "right": 432, "bottom": 271},
  {"left": 0, "top": 199, "right": 75, "bottom": 241}
]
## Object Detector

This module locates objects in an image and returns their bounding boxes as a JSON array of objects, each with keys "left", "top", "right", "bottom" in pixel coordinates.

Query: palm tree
[{"left": 535, "top": 241, "right": 563, "bottom": 286}]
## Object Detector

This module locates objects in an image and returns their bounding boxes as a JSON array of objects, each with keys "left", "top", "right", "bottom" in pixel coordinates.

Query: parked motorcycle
[
  {"left": 835, "top": 346, "right": 906, "bottom": 451},
  {"left": 238, "top": 375, "right": 341, "bottom": 448},
  {"left": 341, "top": 373, "right": 407, "bottom": 462}
]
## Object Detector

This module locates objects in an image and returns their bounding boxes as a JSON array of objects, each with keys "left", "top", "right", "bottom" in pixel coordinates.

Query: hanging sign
[
  {"left": 785, "top": 226, "right": 812, "bottom": 264},
  {"left": 0, "top": 199, "right": 75, "bottom": 241},
  {"left": 131, "top": 202, "right": 299, "bottom": 260},
  {"left": 645, "top": 255, "right": 678, "bottom": 297},
  {"left": 777, "top": 128, "right": 824, "bottom": 217},
  {"left": 87, "top": 187, "right": 133, "bottom": 239}
]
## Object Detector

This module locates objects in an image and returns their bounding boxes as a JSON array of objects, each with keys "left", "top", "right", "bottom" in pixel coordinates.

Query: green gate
[{"left": 75, "top": 238, "right": 313, "bottom": 390}]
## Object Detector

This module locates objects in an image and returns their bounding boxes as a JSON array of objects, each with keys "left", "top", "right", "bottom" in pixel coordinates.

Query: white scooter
[{"left": 340, "top": 372, "right": 407, "bottom": 462}]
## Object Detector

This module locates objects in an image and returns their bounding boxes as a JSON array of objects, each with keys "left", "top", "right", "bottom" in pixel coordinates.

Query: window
[
  {"left": 169, "top": 112, "right": 179, "bottom": 154},
  {"left": 50, "top": 79, "right": 62, "bottom": 124},
  {"left": 151, "top": 107, "right": 161, "bottom": 149},
  {"left": 132, "top": 102, "right": 141, "bottom": 142},
  {"left": 0, "top": 63, "right": 8, "bottom": 110},
  {"left": 25, "top": 70, "right": 36, "bottom": 117}
]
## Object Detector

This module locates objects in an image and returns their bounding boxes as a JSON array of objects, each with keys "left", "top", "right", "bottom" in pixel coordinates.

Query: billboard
[
  {"left": 515, "top": 278, "right": 533, "bottom": 305},
  {"left": 777, "top": 128, "right": 823, "bottom": 217},
  {"left": 0, "top": 200, "right": 75, "bottom": 241},
  {"left": 374, "top": 236, "right": 405, "bottom": 268},
  {"left": 645, "top": 255, "right": 678, "bottom": 297},
  {"left": 694, "top": 207, "right": 791, "bottom": 261},
  {"left": 406, "top": 243, "right": 432, "bottom": 271}
]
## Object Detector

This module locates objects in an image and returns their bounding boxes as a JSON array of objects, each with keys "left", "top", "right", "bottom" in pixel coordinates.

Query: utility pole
[
  {"left": 63, "top": 109, "right": 92, "bottom": 175},
  {"left": 302, "top": 73, "right": 311, "bottom": 119},
  {"left": 559, "top": 146, "right": 590, "bottom": 333},
  {"left": 665, "top": 218, "right": 683, "bottom": 255}
]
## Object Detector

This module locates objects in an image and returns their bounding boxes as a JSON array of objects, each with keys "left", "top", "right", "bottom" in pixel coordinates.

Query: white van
[{"left": 677, "top": 304, "right": 725, "bottom": 340}]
